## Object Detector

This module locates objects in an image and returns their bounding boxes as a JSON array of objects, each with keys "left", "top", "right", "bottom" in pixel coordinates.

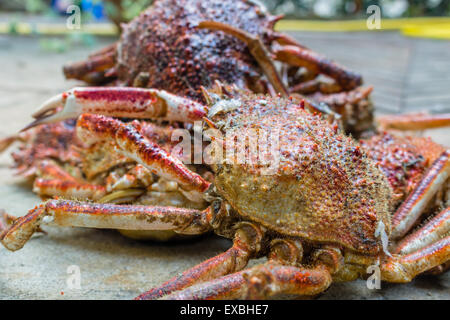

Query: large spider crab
[
  {"left": 0, "top": 83, "right": 449, "bottom": 299},
  {"left": 62, "top": 0, "right": 374, "bottom": 136}
]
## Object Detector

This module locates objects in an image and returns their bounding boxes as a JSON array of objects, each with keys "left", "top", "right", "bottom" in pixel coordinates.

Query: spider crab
[
  {"left": 62, "top": 0, "right": 374, "bottom": 136},
  {"left": 1, "top": 83, "right": 449, "bottom": 299}
]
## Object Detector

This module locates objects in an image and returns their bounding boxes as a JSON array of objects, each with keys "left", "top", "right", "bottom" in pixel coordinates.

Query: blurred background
[
  {"left": 0, "top": 1, "right": 449, "bottom": 49},
  {"left": 1, "top": 0, "right": 450, "bottom": 23}
]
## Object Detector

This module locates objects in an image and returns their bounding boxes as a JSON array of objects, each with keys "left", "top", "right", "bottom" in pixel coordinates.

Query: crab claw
[
  {"left": 23, "top": 87, "right": 208, "bottom": 131},
  {"left": 21, "top": 93, "right": 74, "bottom": 131}
]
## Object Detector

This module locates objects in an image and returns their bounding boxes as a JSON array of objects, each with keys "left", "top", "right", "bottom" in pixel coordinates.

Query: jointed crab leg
[
  {"left": 377, "top": 113, "right": 450, "bottom": 131},
  {"left": 163, "top": 263, "right": 332, "bottom": 300},
  {"left": 394, "top": 207, "right": 450, "bottom": 255},
  {"left": 25, "top": 87, "right": 208, "bottom": 130},
  {"left": 33, "top": 178, "right": 107, "bottom": 201},
  {"left": 77, "top": 114, "right": 210, "bottom": 200},
  {"left": 381, "top": 236, "right": 450, "bottom": 282},
  {"left": 136, "top": 222, "right": 264, "bottom": 300},
  {"left": 0, "top": 200, "right": 212, "bottom": 252},
  {"left": 0, "top": 135, "right": 19, "bottom": 153},
  {"left": 35, "top": 160, "right": 78, "bottom": 182},
  {"left": 274, "top": 45, "right": 363, "bottom": 91},
  {"left": 307, "top": 86, "right": 373, "bottom": 108},
  {"left": 392, "top": 150, "right": 450, "bottom": 239},
  {"left": 198, "top": 21, "right": 288, "bottom": 96},
  {"left": 63, "top": 49, "right": 116, "bottom": 84}
]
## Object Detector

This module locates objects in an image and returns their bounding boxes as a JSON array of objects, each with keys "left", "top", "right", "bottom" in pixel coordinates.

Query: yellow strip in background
[
  {"left": 276, "top": 17, "right": 450, "bottom": 39},
  {"left": 0, "top": 17, "right": 450, "bottom": 39},
  {"left": 0, "top": 22, "right": 118, "bottom": 36}
]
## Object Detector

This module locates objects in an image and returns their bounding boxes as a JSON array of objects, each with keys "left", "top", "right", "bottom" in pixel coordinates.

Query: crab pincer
[{"left": 24, "top": 87, "right": 208, "bottom": 131}]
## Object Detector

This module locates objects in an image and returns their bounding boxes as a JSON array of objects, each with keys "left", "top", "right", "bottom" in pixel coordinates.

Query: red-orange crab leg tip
[
  {"left": 391, "top": 149, "right": 450, "bottom": 239},
  {"left": 377, "top": 112, "right": 450, "bottom": 131},
  {"left": 0, "top": 205, "right": 46, "bottom": 252},
  {"left": 0, "top": 210, "right": 17, "bottom": 235}
]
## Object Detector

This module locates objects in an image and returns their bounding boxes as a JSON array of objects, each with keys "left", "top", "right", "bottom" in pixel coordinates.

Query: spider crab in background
[{"left": 0, "top": 83, "right": 449, "bottom": 299}]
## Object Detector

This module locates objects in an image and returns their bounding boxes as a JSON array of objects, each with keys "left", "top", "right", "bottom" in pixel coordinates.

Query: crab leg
[
  {"left": 163, "top": 264, "right": 332, "bottom": 300},
  {"left": 33, "top": 178, "right": 107, "bottom": 201},
  {"left": 381, "top": 236, "right": 450, "bottom": 283},
  {"left": 0, "top": 200, "right": 212, "bottom": 252},
  {"left": 290, "top": 79, "right": 344, "bottom": 95},
  {"left": 24, "top": 87, "right": 207, "bottom": 130},
  {"left": 136, "top": 222, "right": 263, "bottom": 300},
  {"left": 76, "top": 114, "right": 210, "bottom": 200},
  {"left": 198, "top": 21, "right": 288, "bottom": 96},
  {"left": 63, "top": 50, "right": 116, "bottom": 84},
  {"left": 377, "top": 113, "right": 450, "bottom": 131},
  {"left": 36, "top": 160, "right": 78, "bottom": 182},
  {"left": 270, "top": 31, "right": 309, "bottom": 50},
  {"left": 391, "top": 150, "right": 450, "bottom": 239},
  {"left": 274, "top": 45, "right": 362, "bottom": 91},
  {"left": 0, "top": 135, "right": 19, "bottom": 153},
  {"left": 0, "top": 210, "right": 17, "bottom": 235},
  {"left": 394, "top": 207, "right": 450, "bottom": 255},
  {"left": 307, "top": 86, "right": 373, "bottom": 109}
]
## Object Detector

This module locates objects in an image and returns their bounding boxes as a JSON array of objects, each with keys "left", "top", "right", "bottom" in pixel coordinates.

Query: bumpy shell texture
[
  {"left": 209, "top": 91, "right": 393, "bottom": 254},
  {"left": 117, "top": 0, "right": 274, "bottom": 100}
]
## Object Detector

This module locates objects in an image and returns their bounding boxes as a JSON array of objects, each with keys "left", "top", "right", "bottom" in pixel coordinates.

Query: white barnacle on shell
[
  {"left": 208, "top": 99, "right": 241, "bottom": 117},
  {"left": 375, "top": 220, "right": 392, "bottom": 257}
]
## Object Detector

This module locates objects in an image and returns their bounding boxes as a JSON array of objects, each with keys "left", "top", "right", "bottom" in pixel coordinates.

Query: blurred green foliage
[{"left": 24, "top": 0, "right": 48, "bottom": 13}]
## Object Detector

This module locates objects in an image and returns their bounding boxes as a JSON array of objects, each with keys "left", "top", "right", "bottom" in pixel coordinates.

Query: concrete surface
[{"left": 0, "top": 33, "right": 449, "bottom": 300}]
